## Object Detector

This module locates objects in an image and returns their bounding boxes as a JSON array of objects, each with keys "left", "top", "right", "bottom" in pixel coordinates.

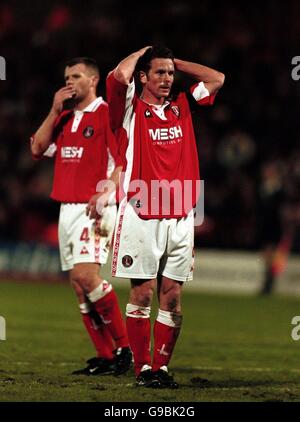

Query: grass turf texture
[{"left": 0, "top": 281, "right": 300, "bottom": 402}]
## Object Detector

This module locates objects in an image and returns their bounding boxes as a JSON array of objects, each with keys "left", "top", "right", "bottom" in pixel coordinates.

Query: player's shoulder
[
  {"left": 59, "top": 109, "right": 73, "bottom": 118},
  {"left": 96, "top": 98, "right": 109, "bottom": 111},
  {"left": 170, "top": 89, "right": 188, "bottom": 105},
  {"left": 91, "top": 99, "right": 109, "bottom": 119},
  {"left": 55, "top": 109, "right": 73, "bottom": 127}
]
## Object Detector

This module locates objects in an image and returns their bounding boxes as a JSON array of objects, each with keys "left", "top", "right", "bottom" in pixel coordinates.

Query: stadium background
[
  {"left": 0, "top": 0, "right": 299, "bottom": 288},
  {"left": 1, "top": 0, "right": 300, "bottom": 402}
]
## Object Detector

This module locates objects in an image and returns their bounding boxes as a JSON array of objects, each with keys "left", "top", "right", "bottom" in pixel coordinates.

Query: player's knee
[
  {"left": 131, "top": 286, "right": 154, "bottom": 307},
  {"left": 160, "top": 288, "right": 181, "bottom": 312},
  {"left": 70, "top": 280, "right": 86, "bottom": 302},
  {"left": 71, "top": 270, "right": 97, "bottom": 292},
  {"left": 70, "top": 279, "right": 83, "bottom": 293},
  {"left": 133, "top": 292, "right": 153, "bottom": 307},
  {"left": 166, "top": 296, "right": 181, "bottom": 313},
  {"left": 131, "top": 279, "right": 155, "bottom": 307},
  {"left": 139, "top": 294, "right": 152, "bottom": 307}
]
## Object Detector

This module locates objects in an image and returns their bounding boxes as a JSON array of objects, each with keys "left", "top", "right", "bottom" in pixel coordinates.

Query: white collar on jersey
[
  {"left": 140, "top": 97, "right": 170, "bottom": 110},
  {"left": 75, "top": 97, "right": 104, "bottom": 115},
  {"left": 140, "top": 98, "right": 170, "bottom": 120}
]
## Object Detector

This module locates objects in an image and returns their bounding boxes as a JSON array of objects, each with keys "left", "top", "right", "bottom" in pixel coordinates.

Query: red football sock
[
  {"left": 126, "top": 303, "right": 152, "bottom": 376},
  {"left": 126, "top": 316, "right": 151, "bottom": 376},
  {"left": 81, "top": 311, "right": 114, "bottom": 360},
  {"left": 152, "top": 310, "right": 182, "bottom": 372},
  {"left": 93, "top": 290, "right": 129, "bottom": 349}
]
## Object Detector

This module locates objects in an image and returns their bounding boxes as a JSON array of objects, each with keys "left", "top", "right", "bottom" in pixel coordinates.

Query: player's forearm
[
  {"left": 95, "top": 165, "right": 123, "bottom": 196},
  {"left": 174, "top": 59, "right": 225, "bottom": 93},
  {"left": 107, "top": 165, "right": 123, "bottom": 192},
  {"left": 114, "top": 46, "right": 151, "bottom": 85},
  {"left": 88, "top": 165, "right": 123, "bottom": 218},
  {"left": 113, "top": 53, "right": 141, "bottom": 85},
  {"left": 31, "top": 109, "right": 59, "bottom": 156}
]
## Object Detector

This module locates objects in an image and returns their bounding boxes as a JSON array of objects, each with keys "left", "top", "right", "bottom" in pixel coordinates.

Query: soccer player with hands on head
[{"left": 106, "top": 46, "right": 224, "bottom": 388}]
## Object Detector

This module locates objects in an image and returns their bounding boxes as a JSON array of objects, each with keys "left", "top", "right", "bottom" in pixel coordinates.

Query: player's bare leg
[{"left": 70, "top": 263, "right": 131, "bottom": 375}]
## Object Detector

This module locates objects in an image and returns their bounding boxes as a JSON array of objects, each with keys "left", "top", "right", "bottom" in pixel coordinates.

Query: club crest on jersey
[
  {"left": 171, "top": 106, "right": 180, "bottom": 117},
  {"left": 144, "top": 109, "right": 153, "bottom": 118},
  {"left": 122, "top": 255, "right": 133, "bottom": 268},
  {"left": 83, "top": 126, "right": 94, "bottom": 138}
]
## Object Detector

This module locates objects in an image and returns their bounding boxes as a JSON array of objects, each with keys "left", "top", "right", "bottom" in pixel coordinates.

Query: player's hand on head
[
  {"left": 173, "top": 58, "right": 180, "bottom": 69},
  {"left": 52, "top": 86, "right": 76, "bottom": 114},
  {"left": 138, "top": 46, "right": 152, "bottom": 57}
]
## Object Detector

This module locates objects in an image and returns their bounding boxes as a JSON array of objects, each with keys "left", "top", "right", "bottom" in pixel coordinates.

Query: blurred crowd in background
[{"left": 1, "top": 0, "right": 300, "bottom": 251}]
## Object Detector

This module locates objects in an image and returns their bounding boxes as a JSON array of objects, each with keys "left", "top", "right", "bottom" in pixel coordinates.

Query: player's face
[
  {"left": 64, "top": 64, "right": 98, "bottom": 102},
  {"left": 140, "top": 58, "right": 175, "bottom": 104}
]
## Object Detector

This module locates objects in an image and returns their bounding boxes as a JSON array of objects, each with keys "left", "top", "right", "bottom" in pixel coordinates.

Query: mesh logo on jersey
[
  {"left": 149, "top": 125, "right": 183, "bottom": 141},
  {"left": 61, "top": 146, "right": 84, "bottom": 158},
  {"left": 83, "top": 126, "right": 94, "bottom": 138},
  {"left": 122, "top": 255, "right": 133, "bottom": 268}
]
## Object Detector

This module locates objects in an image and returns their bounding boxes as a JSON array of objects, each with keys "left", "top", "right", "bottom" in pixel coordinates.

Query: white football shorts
[
  {"left": 112, "top": 199, "right": 194, "bottom": 282},
  {"left": 59, "top": 203, "right": 117, "bottom": 271}
]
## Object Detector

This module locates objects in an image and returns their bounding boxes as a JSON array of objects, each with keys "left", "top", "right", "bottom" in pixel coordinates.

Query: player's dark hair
[
  {"left": 136, "top": 46, "right": 174, "bottom": 74},
  {"left": 65, "top": 57, "right": 99, "bottom": 76}
]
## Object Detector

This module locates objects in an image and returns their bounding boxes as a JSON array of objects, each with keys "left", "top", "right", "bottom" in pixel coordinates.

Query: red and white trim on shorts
[
  {"left": 94, "top": 219, "right": 100, "bottom": 264},
  {"left": 112, "top": 200, "right": 127, "bottom": 276}
]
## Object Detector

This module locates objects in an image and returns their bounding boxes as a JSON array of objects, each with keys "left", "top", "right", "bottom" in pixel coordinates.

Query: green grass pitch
[{"left": 1, "top": 280, "right": 300, "bottom": 402}]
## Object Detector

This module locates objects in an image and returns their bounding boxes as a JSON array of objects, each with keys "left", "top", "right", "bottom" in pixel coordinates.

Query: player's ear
[
  {"left": 139, "top": 71, "right": 148, "bottom": 84},
  {"left": 91, "top": 75, "right": 99, "bottom": 88}
]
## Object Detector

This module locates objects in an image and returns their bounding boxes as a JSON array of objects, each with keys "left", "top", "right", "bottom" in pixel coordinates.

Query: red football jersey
[
  {"left": 106, "top": 73, "right": 216, "bottom": 218},
  {"left": 33, "top": 98, "right": 122, "bottom": 203}
]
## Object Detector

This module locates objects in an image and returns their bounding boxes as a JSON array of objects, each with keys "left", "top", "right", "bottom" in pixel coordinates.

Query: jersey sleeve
[
  {"left": 30, "top": 136, "right": 57, "bottom": 160},
  {"left": 106, "top": 119, "right": 123, "bottom": 175},
  {"left": 188, "top": 81, "right": 217, "bottom": 107},
  {"left": 106, "top": 71, "right": 135, "bottom": 132},
  {"left": 30, "top": 110, "right": 71, "bottom": 160}
]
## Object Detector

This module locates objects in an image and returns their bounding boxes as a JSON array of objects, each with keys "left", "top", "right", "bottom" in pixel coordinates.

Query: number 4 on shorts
[{"left": 80, "top": 227, "right": 90, "bottom": 242}]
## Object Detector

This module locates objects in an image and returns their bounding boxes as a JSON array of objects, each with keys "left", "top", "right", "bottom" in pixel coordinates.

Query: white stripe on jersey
[
  {"left": 122, "top": 81, "right": 136, "bottom": 195},
  {"left": 106, "top": 146, "right": 115, "bottom": 178},
  {"left": 123, "top": 113, "right": 136, "bottom": 195},
  {"left": 191, "top": 81, "right": 210, "bottom": 102},
  {"left": 106, "top": 147, "right": 117, "bottom": 206},
  {"left": 123, "top": 80, "right": 135, "bottom": 138}
]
